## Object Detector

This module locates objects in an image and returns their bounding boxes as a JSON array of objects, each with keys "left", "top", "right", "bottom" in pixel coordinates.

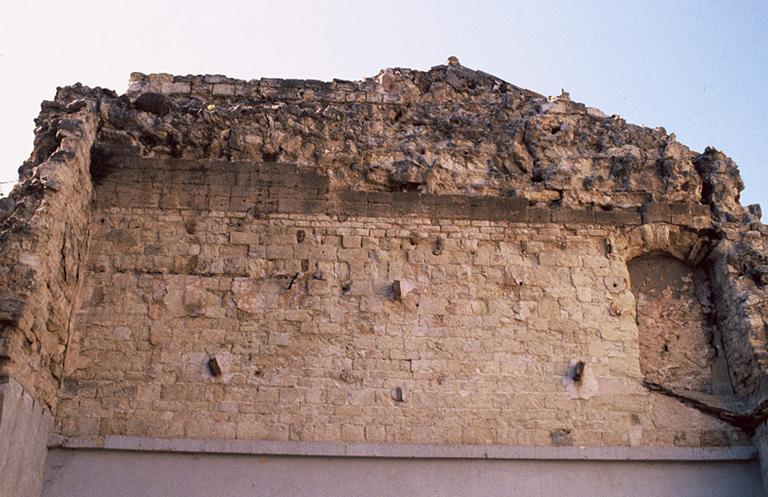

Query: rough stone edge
[
  {"left": 0, "top": 96, "right": 101, "bottom": 409},
  {"left": 125, "top": 66, "right": 542, "bottom": 106},
  {"left": 50, "top": 436, "right": 758, "bottom": 462}
]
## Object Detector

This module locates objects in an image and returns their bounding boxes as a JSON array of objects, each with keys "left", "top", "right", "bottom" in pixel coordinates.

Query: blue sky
[{"left": 1, "top": 0, "right": 765, "bottom": 215}]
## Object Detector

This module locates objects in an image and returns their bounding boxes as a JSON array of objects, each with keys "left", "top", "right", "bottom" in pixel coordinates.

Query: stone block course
[{"left": 50, "top": 156, "right": 750, "bottom": 451}]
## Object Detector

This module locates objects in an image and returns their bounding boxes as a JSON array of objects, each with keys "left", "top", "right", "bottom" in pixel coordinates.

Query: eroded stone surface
[
  {"left": 1, "top": 64, "right": 768, "bottom": 495},
  {"left": 629, "top": 254, "right": 716, "bottom": 393},
  {"left": 98, "top": 68, "right": 719, "bottom": 212}
]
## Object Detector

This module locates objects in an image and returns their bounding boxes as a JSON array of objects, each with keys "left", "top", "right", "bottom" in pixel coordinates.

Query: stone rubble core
[{"left": 0, "top": 61, "right": 767, "bottom": 495}]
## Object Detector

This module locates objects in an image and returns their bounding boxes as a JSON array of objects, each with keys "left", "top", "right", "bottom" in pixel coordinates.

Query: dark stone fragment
[
  {"left": 550, "top": 429, "right": 573, "bottom": 447},
  {"left": 432, "top": 237, "right": 444, "bottom": 256},
  {"left": 134, "top": 92, "right": 171, "bottom": 116},
  {"left": 572, "top": 361, "right": 585, "bottom": 382},
  {"left": 0, "top": 298, "right": 23, "bottom": 325},
  {"left": 391, "top": 386, "right": 404, "bottom": 402},
  {"left": 48, "top": 149, "right": 75, "bottom": 162},
  {"left": 208, "top": 356, "right": 222, "bottom": 377},
  {"left": 41, "top": 100, "right": 66, "bottom": 112},
  {"left": 0, "top": 197, "right": 15, "bottom": 223}
]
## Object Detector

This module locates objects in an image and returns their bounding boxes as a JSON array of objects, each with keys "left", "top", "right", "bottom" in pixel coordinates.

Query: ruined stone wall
[
  {"left": 0, "top": 90, "right": 103, "bottom": 497},
  {"left": 3, "top": 64, "right": 768, "bottom": 495},
  {"left": 118, "top": 70, "right": 707, "bottom": 211},
  {"left": 55, "top": 153, "right": 748, "bottom": 449},
  {"left": 0, "top": 94, "right": 99, "bottom": 410},
  {"left": 107, "top": 67, "right": 768, "bottom": 400}
]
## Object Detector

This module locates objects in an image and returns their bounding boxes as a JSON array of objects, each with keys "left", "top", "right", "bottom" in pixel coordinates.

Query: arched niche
[
  {"left": 628, "top": 253, "right": 716, "bottom": 392},
  {"left": 622, "top": 224, "right": 732, "bottom": 395}
]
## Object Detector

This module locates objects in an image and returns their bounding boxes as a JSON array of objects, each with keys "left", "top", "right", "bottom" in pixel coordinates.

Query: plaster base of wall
[
  {"left": 0, "top": 378, "right": 54, "bottom": 497},
  {"left": 42, "top": 439, "right": 763, "bottom": 497}
]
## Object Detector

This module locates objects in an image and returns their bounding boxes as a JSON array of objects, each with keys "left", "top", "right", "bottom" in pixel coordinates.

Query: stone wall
[
  {"left": 0, "top": 378, "right": 54, "bottom": 497},
  {"left": 2, "top": 64, "right": 768, "bottom": 494},
  {"left": 0, "top": 87, "right": 102, "bottom": 497},
  {"left": 114, "top": 68, "right": 719, "bottom": 212},
  {"left": 55, "top": 154, "right": 748, "bottom": 449},
  {"left": 709, "top": 249, "right": 768, "bottom": 397},
  {"left": 0, "top": 94, "right": 99, "bottom": 411}
]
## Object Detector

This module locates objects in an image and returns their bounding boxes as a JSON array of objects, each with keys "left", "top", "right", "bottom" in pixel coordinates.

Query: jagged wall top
[
  {"left": 89, "top": 62, "right": 749, "bottom": 224},
  {"left": 126, "top": 62, "right": 540, "bottom": 105}
]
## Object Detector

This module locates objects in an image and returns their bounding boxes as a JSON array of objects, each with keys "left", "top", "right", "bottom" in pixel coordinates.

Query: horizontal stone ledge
[
  {"left": 51, "top": 436, "right": 757, "bottom": 462},
  {"left": 91, "top": 153, "right": 712, "bottom": 228}
]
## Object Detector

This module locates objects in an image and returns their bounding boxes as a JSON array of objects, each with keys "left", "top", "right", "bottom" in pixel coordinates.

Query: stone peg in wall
[
  {"left": 391, "top": 386, "right": 406, "bottom": 403},
  {"left": 207, "top": 356, "right": 223, "bottom": 377},
  {"left": 563, "top": 359, "right": 598, "bottom": 400},
  {"left": 392, "top": 279, "right": 420, "bottom": 311},
  {"left": 392, "top": 279, "right": 416, "bottom": 300},
  {"left": 609, "top": 302, "right": 623, "bottom": 317}
]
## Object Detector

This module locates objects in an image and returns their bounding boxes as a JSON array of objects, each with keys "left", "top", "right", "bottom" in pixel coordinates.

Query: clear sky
[{"left": 1, "top": 0, "right": 766, "bottom": 216}]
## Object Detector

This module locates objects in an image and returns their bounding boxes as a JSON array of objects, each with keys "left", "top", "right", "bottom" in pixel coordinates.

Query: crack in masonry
[{"left": 642, "top": 378, "right": 768, "bottom": 434}]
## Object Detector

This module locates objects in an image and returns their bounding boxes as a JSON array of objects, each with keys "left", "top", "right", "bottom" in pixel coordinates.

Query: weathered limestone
[
  {"left": 1, "top": 62, "right": 767, "bottom": 495},
  {"left": 51, "top": 154, "right": 749, "bottom": 450},
  {"left": 629, "top": 255, "right": 717, "bottom": 393},
  {"left": 0, "top": 91, "right": 100, "bottom": 408}
]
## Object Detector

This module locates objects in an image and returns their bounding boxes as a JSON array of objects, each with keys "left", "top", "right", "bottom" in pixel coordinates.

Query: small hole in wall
[
  {"left": 532, "top": 168, "right": 546, "bottom": 183},
  {"left": 184, "top": 219, "right": 197, "bottom": 235},
  {"left": 262, "top": 151, "right": 279, "bottom": 162},
  {"left": 432, "top": 237, "right": 444, "bottom": 256},
  {"left": 399, "top": 182, "right": 421, "bottom": 193}
]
